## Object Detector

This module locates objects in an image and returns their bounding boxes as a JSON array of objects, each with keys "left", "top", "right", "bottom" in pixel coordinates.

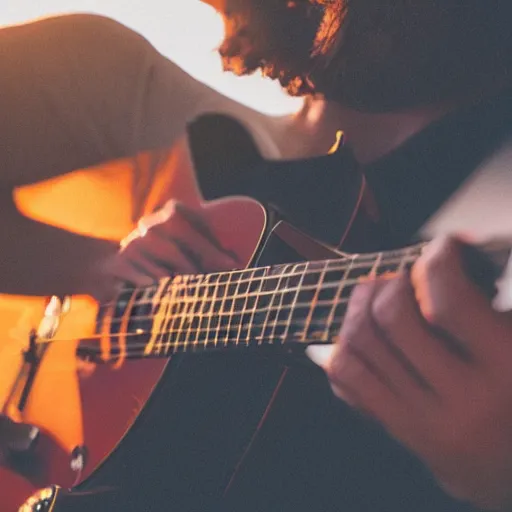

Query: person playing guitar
[
  {"left": 0, "top": 7, "right": 343, "bottom": 509},
  {"left": 6, "top": 2, "right": 512, "bottom": 512}
]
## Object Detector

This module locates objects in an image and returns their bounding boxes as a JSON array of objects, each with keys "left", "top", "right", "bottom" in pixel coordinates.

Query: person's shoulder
[
  {"left": 190, "top": 93, "right": 284, "bottom": 160},
  {"left": 8, "top": 13, "right": 156, "bottom": 58},
  {"left": 51, "top": 13, "right": 148, "bottom": 43},
  {"left": 20, "top": 12, "right": 138, "bottom": 36}
]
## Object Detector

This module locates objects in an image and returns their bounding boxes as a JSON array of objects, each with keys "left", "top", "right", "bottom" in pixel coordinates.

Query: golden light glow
[
  {"left": 2, "top": 1, "right": 303, "bottom": 115},
  {"left": 146, "top": 1, "right": 304, "bottom": 116}
]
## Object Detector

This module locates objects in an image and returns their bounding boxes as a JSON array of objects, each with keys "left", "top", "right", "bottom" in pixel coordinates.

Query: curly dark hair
[
  {"left": 216, "top": 0, "right": 332, "bottom": 96},
  {"left": 215, "top": 1, "right": 512, "bottom": 110},
  {"left": 316, "top": 1, "right": 512, "bottom": 110}
]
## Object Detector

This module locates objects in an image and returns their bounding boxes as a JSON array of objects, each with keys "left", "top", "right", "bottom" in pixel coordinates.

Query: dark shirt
[
  {"left": 192, "top": 89, "right": 512, "bottom": 512},
  {"left": 363, "top": 88, "right": 512, "bottom": 245},
  {"left": 63, "top": 90, "right": 512, "bottom": 512}
]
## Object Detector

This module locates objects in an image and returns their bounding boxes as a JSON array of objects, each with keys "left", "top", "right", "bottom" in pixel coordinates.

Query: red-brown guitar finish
[{"left": 0, "top": 163, "right": 267, "bottom": 511}]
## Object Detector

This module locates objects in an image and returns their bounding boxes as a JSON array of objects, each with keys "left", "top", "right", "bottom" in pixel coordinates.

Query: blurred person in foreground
[{"left": 6, "top": 2, "right": 512, "bottom": 512}]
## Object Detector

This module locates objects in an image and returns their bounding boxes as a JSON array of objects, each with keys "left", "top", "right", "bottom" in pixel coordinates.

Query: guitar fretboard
[{"left": 83, "top": 244, "right": 424, "bottom": 363}]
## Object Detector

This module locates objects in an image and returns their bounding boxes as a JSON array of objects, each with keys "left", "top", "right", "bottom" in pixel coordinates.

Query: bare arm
[
  {"left": 0, "top": 13, "right": 214, "bottom": 294},
  {"left": 0, "top": 13, "right": 210, "bottom": 187},
  {"left": 0, "top": 13, "right": 271, "bottom": 294},
  {"left": 0, "top": 191, "right": 116, "bottom": 296}
]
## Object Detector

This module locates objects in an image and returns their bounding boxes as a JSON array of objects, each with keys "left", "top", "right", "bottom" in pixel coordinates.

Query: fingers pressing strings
[{"left": 117, "top": 201, "right": 241, "bottom": 285}]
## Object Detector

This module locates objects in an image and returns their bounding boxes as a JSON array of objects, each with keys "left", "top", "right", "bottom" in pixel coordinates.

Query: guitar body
[
  {"left": 5, "top": 115, "right": 363, "bottom": 511},
  {"left": 0, "top": 159, "right": 268, "bottom": 511},
  {"left": 15, "top": 112, "right": 512, "bottom": 512},
  {"left": 20, "top": 220, "right": 355, "bottom": 512},
  {"left": 15, "top": 153, "right": 372, "bottom": 512}
]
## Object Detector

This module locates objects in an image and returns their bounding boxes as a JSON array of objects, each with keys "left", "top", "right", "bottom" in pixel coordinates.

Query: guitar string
[
  {"left": 21, "top": 240, "right": 508, "bottom": 370},
  {"left": 37, "top": 326, "right": 342, "bottom": 370},
  {"left": 25, "top": 325, "right": 339, "bottom": 371},
  {"left": 57, "top": 271, "right": 407, "bottom": 341},
  {"left": 100, "top": 280, "right": 363, "bottom": 327},
  {"left": 26, "top": 251, "right": 422, "bottom": 362},
  {"left": 97, "top": 250, "right": 417, "bottom": 329},
  {"left": 39, "top": 297, "right": 353, "bottom": 349},
  {"left": 95, "top": 252, "right": 419, "bottom": 318}
]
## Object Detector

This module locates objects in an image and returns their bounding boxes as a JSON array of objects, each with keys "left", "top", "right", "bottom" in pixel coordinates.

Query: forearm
[
  {"left": 0, "top": 13, "right": 205, "bottom": 188},
  {"left": 0, "top": 194, "right": 117, "bottom": 297}
]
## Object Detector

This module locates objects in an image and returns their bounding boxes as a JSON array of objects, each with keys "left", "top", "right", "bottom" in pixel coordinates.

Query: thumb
[{"left": 305, "top": 344, "right": 335, "bottom": 369}]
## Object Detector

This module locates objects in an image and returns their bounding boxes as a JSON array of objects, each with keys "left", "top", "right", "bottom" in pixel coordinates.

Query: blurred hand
[
  {"left": 97, "top": 200, "right": 240, "bottom": 297},
  {"left": 308, "top": 237, "right": 512, "bottom": 511}
]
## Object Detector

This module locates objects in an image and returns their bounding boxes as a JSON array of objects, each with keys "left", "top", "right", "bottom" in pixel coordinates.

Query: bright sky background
[{"left": 0, "top": 0, "right": 302, "bottom": 115}]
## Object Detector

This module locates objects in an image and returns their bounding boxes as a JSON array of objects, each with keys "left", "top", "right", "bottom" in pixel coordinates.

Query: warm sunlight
[
  {"left": 157, "top": 2, "right": 304, "bottom": 116},
  {"left": 0, "top": 0, "right": 303, "bottom": 115}
]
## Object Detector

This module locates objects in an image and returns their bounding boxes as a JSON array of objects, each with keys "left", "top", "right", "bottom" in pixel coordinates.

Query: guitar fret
[
  {"left": 258, "top": 269, "right": 280, "bottom": 345},
  {"left": 101, "top": 241, "right": 448, "bottom": 361},
  {"left": 113, "top": 288, "right": 140, "bottom": 367},
  {"left": 205, "top": 275, "right": 218, "bottom": 346},
  {"left": 144, "top": 278, "right": 170, "bottom": 356},
  {"left": 175, "top": 278, "right": 187, "bottom": 353},
  {"left": 281, "top": 263, "right": 307, "bottom": 343},
  {"left": 165, "top": 277, "right": 183, "bottom": 355},
  {"left": 180, "top": 277, "right": 195, "bottom": 352},
  {"left": 324, "top": 256, "right": 354, "bottom": 341},
  {"left": 245, "top": 271, "right": 266, "bottom": 346},
  {"left": 197, "top": 280, "right": 208, "bottom": 344},
  {"left": 226, "top": 272, "right": 245, "bottom": 347},
  {"left": 234, "top": 270, "right": 251, "bottom": 345},
  {"left": 267, "top": 265, "right": 294, "bottom": 345},
  {"left": 370, "top": 252, "right": 382, "bottom": 277},
  {"left": 222, "top": 272, "right": 238, "bottom": 347},
  {"left": 188, "top": 276, "right": 202, "bottom": 350},
  {"left": 192, "top": 280, "right": 203, "bottom": 348},
  {"left": 155, "top": 279, "right": 172, "bottom": 355},
  {"left": 301, "top": 261, "right": 329, "bottom": 342},
  {"left": 220, "top": 273, "right": 233, "bottom": 347},
  {"left": 213, "top": 274, "right": 225, "bottom": 348},
  {"left": 132, "top": 286, "right": 154, "bottom": 353}
]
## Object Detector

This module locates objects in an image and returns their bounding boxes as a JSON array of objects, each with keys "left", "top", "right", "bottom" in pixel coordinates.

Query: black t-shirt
[
  {"left": 191, "top": 88, "right": 512, "bottom": 250},
  {"left": 63, "top": 91, "right": 512, "bottom": 512},
  {"left": 190, "top": 89, "right": 512, "bottom": 512},
  {"left": 363, "top": 88, "right": 512, "bottom": 244}
]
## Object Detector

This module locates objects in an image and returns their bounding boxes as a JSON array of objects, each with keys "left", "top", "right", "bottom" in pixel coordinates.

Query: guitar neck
[
  {"left": 81, "top": 244, "right": 425, "bottom": 364},
  {"left": 79, "top": 237, "right": 510, "bottom": 364}
]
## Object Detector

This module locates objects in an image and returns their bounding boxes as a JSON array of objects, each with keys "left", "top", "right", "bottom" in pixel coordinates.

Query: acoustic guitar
[{"left": 7, "top": 138, "right": 512, "bottom": 511}]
